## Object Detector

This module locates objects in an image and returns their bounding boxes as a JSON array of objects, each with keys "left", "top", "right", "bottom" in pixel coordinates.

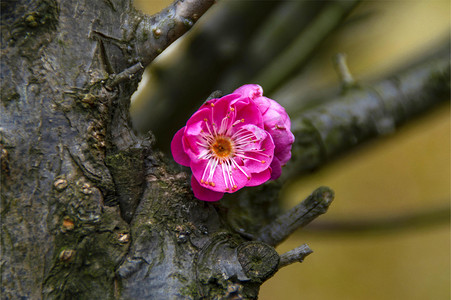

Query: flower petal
[
  {"left": 269, "top": 127, "right": 294, "bottom": 165},
  {"left": 233, "top": 84, "right": 263, "bottom": 100},
  {"left": 191, "top": 158, "right": 250, "bottom": 193},
  {"left": 183, "top": 107, "right": 212, "bottom": 161},
  {"left": 258, "top": 97, "right": 290, "bottom": 127},
  {"left": 210, "top": 94, "right": 241, "bottom": 131},
  {"left": 191, "top": 175, "right": 224, "bottom": 201},
  {"left": 256, "top": 96, "right": 294, "bottom": 166},
  {"left": 253, "top": 96, "right": 271, "bottom": 115},
  {"left": 232, "top": 99, "right": 263, "bottom": 129},
  {"left": 269, "top": 156, "right": 282, "bottom": 180},
  {"left": 246, "top": 168, "right": 271, "bottom": 187},
  {"left": 170, "top": 127, "right": 190, "bottom": 166},
  {"left": 233, "top": 124, "right": 274, "bottom": 173}
]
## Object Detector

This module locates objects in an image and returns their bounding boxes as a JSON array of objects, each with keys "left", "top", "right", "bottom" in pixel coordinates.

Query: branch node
[{"left": 237, "top": 241, "right": 280, "bottom": 283}]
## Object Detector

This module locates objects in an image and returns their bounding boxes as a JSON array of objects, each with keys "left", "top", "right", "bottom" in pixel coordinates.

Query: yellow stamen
[{"left": 210, "top": 136, "right": 233, "bottom": 158}]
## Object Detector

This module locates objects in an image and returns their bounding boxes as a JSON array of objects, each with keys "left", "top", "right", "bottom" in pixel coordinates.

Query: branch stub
[{"left": 236, "top": 241, "right": 280, "bottom": 283}]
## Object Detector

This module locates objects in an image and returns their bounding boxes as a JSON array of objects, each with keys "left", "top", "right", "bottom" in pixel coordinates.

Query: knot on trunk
[{"left": 237, "top": 241, "right": 280, "bottom": 283}]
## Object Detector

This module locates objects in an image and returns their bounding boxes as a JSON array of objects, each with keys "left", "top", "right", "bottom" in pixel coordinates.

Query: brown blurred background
[{"left": 133, "top": 1, "right": 450, "bottom": 299}]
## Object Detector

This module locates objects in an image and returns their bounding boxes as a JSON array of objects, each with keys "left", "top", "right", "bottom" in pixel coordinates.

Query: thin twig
[
  {"left": 333, "top": 53, "right": 358, "bottom": 90},
  {"left": 279, "top": 244, "right": 313, "bottom": 269}
]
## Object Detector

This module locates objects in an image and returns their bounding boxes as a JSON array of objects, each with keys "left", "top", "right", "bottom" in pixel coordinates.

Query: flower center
[{"left": 211, "top": 137, "right": 233, "bottom": 158}]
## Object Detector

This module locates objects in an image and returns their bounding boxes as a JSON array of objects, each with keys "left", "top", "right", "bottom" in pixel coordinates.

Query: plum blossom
[{"left": 171, "top": 84, "right": 294, "bottom": 201}]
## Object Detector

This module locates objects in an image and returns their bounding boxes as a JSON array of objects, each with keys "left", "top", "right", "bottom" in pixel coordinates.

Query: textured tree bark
[{"left": 1, "top": 1, "right": 332, "bottom": 299}]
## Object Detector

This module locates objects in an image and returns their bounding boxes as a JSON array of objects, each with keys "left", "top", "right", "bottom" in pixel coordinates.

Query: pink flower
[{"left": 171, "top": 84, "right": 294, "bottom": 201}]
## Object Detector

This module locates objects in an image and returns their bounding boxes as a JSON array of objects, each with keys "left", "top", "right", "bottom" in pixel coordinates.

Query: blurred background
[{"left": 133, "top": 1, "right": 450, "bottom": 299}]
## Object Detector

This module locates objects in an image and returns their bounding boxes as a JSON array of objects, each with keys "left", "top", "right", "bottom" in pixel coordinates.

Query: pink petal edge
[
  {"left": 170, "top": 127, "right": 190, "bottom": 167},
  {"left": 246, "top": 168, "right": 271, "bottom": 187},
  {"left": 191, "top": 176, "right": 224, "bottom": 201},
  {"left": 269, "top": 157, "right": 282, "bottom": 180},
  {"left": 233, "top": 84, "right": 263, "bottom": 100}
]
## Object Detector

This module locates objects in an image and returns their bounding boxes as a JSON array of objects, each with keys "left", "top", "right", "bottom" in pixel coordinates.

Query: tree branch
[
  {"left": 285, "top": 57, "right": 450, "bottom": 179},
  {"left": 107, "top": 62, "right": 144, "bottom": 89},
  {"left": 133, "top": 0, "right": 215, "bottom": 67},
  {"left": 256, "top": 187, "right": 334, "bottom": 247},
  {"left": 278, "top": 244, "right": 313, "bottom": 269}
]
